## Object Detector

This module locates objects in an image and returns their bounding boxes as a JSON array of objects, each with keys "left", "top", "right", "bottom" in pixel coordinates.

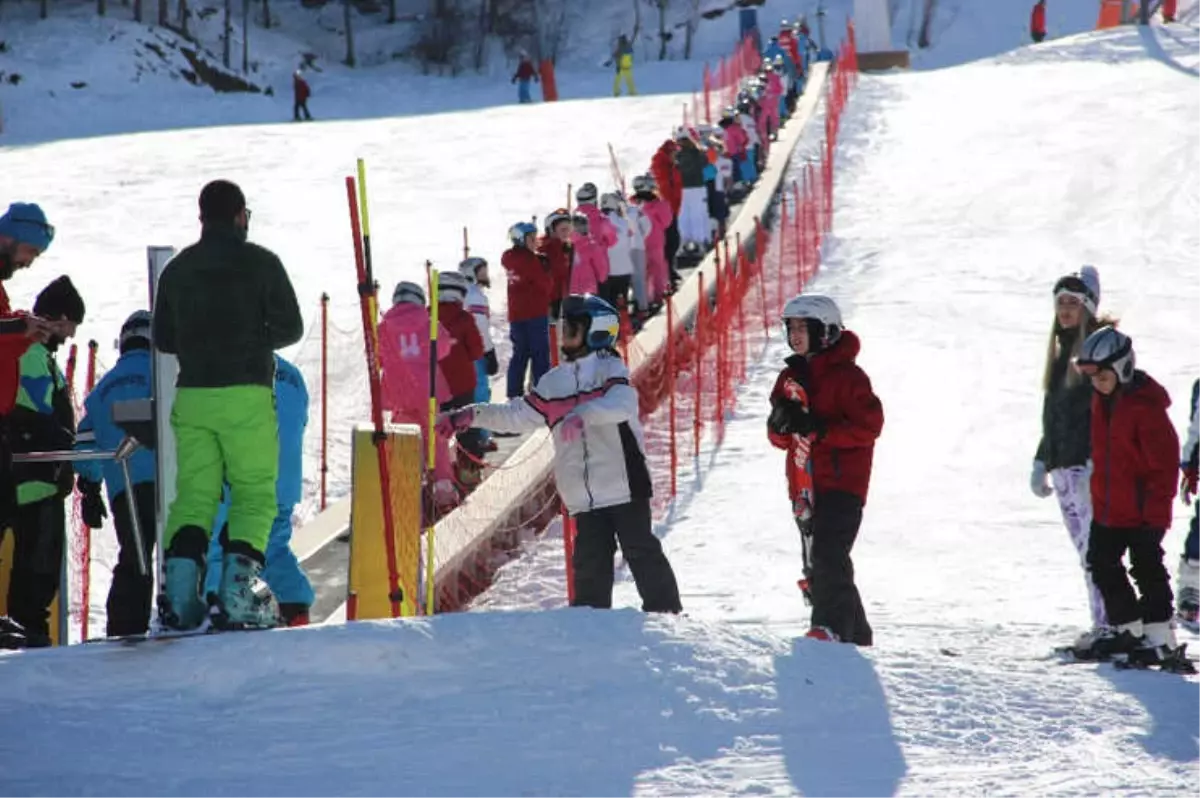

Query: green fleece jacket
[{"left": 154, "top": 222, "right": 304, "bottom": 388}]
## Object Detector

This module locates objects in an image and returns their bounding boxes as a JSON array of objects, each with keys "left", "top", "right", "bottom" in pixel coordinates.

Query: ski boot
[
  {"left": 1118, "top": 622, "right": 1197, "bottom": 672},
  {"left": 1177, "top": 557, "right": 1199, "bottom": 633},
  {"left": 278, "top": 603, "right": 311, "bottom": 628},
  {"left": 213, "top": 549, "right": 279, "bottom": 631},
  {"left": 805, "top": 626, "right": 839, "bottom": 642},
  {"left": 1070, "top": 626, "right": 1113, "bottom": 652},
  {"left": 160, "top": 557, "right": 208, "bottom": 631},
  {"left": 0, "top": 616, "right": 28, "bottom": 650},
  {"left": 1068, "top": 622, "right": 1143, "bottom": 661}
]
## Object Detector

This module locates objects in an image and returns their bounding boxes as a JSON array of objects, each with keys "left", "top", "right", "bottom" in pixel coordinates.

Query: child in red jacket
[
  {"left": 1071, "top": 327, "right": 1188, "bottom": 668},
  {"left": 501, "top": 221, "right": 553, "bottom": 399},
  {"left": 436, "top": 271, "right": 485, "bottom": 487},
  {"left": 767, "top": 294, "right": 883, "bottom": 646}
]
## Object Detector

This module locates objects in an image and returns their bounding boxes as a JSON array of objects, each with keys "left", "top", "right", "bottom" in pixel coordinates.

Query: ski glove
[
  {"left": 78, "top": 478, "right": 107, "bottom": 529},
  {"left": 436, "top": 408, "right": 475, "bottom": 438},
  {"left": 558, "top": 413, "right": 584, "bottom": 444},
  {"left": 485, "top": 349, "right": 500, "bottom": 377},
  {"left": 1182, "top": 464, "right": 1198, "bottom": 504},
  {"left": 1030, "top": 459, "right": 1054, "bottom": 498},
  {"left": 768, "top": 398, "right": 823, "bottom": 438}
]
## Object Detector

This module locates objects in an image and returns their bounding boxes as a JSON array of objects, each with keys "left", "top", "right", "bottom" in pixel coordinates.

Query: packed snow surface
[{"left": 1, "top": 8, "right": 1198, "bottom": 798}]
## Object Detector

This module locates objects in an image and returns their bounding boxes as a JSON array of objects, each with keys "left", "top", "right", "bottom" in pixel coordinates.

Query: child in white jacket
[
  {"left": 600, "top": 192, "right": 635, "bottom": 313},
  {"left": 623, "top": 196, "right": 653, "bottom": 322},
  {"left": 438, "top": 294, "right": 682, "bottom": 612}
]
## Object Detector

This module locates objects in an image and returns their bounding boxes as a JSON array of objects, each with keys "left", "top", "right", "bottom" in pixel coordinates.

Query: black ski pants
[
  {"left": 106, "top": 482, "right": 158, "bottom": 637},
  {"left": 664, "top": 218, "right": 682, "bottom": 285},
  {"left": 1087, "top": 523, "right": 1173, "bottom": 627},
  {"left": 572, "top": 498, "right": 682, "bottom": 613},
  {"left": 6, "top": 497, "right": 65, "bottom": 640},
  {"left": 809, "top": 490, "right": 873, "bottom": 646},
  {"left": 603, "top": 274, "right": 632, "bottom": 312}
]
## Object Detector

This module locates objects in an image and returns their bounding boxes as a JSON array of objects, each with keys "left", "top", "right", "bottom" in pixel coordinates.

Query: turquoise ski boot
[
  {"left": 214, "top": 552, "right": 279, "bottom": 630},
  {"left": 160, "top": 557, "right": 208, "bottom": 631}
]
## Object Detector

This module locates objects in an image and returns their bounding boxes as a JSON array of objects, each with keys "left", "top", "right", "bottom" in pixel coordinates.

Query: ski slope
[{"left": 2, "top": 12, "right": 1199, "bottom": 798}]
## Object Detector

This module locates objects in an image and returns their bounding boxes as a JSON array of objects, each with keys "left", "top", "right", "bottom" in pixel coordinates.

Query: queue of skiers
[{"left": 1029, "top": 266, "right": 1198, "bottom": 668}]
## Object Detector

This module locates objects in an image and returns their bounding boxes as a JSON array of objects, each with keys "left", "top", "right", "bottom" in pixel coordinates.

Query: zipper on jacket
[{"left": 574, "top": 361, "right": 596, "bottom": 510}]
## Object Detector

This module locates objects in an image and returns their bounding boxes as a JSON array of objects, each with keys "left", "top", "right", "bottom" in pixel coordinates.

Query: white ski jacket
[
  {"left": 605, "top": 212, "right": 636, "bottom": 277},
  {"left": 464, "top": 282, "right": 494, "bottom": 355},
  {"left": 471, "top": 350, "right": 651, "bottom": 515},
  {"left": 624, "top": 203, "right": 652, "bottom": 252}
]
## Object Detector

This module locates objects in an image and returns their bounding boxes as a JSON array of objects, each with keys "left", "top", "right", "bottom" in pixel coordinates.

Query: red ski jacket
[
  {"left": 537, "top": 235, "right": 572, "bottom": 304},
  {"left": 500, "top": 245, "right": 553, "bottom": 323},
  {"left": 1090, "top": 372, "right": 1179, "bottom": 530},
  {"left": 650, "top": 141, "right": 683, "bottom": 215},
  {"left": 437, "top": 301, "right": 484, "bottom": 398},
  {"left": 768, "top": 331, "right": 883, "bottom": 504},
  {"left": 293, "top": 75, "right": 310, "bottom": 103},
  {"left": 1030, "top": 2, "right": 1047, "bottom": 36},
  {"left": 0, "top": 283, "right": 33, "bottom": 415}
]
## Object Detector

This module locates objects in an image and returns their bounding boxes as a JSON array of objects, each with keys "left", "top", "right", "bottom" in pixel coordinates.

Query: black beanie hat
[
  {"left": 199, "top": 180, "right": 246, "bottom": 224},
  {"left": 33, "top": 275, "right": 85, "bottom": 324}
]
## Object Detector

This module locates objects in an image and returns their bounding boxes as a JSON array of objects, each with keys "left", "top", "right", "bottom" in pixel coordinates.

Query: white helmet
[
  {"left": 600, "top": 192, "right": 623, "bottom": 212},
  {"left": 575, "top": 182, "right": 598, "bottom": 205},
  {"left": 1077, "top": 326, "right": 1136, "bottom": 383},
  {"left": 392, "top": 280, "right": 426, "bottom": 307},
  {"left": 437, "top": 270, "right": 469, "bottom": 304},
  {"left": 782, "top": 294, "right": 843, "bottom": 351},
  {"left": 544, "top": 207, "right": 572, "bottom": 232},
  {"left": 458, "top": 256, "right": 487, "bottom": 282},
  {"left": 631, "top": 174, "right": 655, "bottom": 194}
]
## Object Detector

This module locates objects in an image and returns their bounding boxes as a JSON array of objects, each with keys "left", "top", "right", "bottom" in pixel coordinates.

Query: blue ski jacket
[
  {"left": 74, "top": 349, "right": 157, "bottom": 500},
  {"left": 763, "top": 41, "right": 796, "bottom": 82}
]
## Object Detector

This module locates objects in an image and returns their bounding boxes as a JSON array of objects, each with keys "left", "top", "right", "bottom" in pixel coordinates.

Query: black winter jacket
[
  {"left": 674, "top": 143, "right": 709, "bottom": 189},
  {"left": 1035, "top": 329, "right": 1092, "bottom": 470}
]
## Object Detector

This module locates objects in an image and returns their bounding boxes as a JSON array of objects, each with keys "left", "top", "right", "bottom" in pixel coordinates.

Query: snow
[{"left": 2, "top": 5, "right": 1199, "bottom": 797}]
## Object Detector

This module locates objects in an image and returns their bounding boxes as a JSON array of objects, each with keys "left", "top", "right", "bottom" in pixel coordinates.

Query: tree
[
  {"left": 178, "top": 0, "right": 190, "bottom": 37},
  {"left": 917, "top": 0, "right": 936, "bottom": 49},
  {"left": 242, "top": 0, "right": 250, "bottom": 72},
  {"left": 223, "top": 0, "right": 232, "bottom": 68},
  {"left": 388, "top": 0, "right": 395, "bottom": 24},
  {"left": 655, "top": 0, "right": 669, "bottom": 60},
  {"left": 262, "top": 0, "right": 271, "bottom": 29},
  {"left": 134, "top": 0, "right": 143, "bottom": 23},
  {"left": 98, "top": 0, "right": 107, "bottom": 17},
  {"left": 343, "top": 0, "right": 356, "bottom": 67},
  {"left": 158, "top": 0, "right": 169, "bottom": 25},
  {"left": 40, "top": 0, "right": 47, "bottom": 20},
  {"left": 682, "top": 0, "right": 700, "bottom": 60}
]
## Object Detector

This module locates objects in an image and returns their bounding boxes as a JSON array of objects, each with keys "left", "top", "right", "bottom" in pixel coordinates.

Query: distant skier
[
  {"left": 501, "top": 222, "right": 553, "bottom": 399},
  {"left": 6, "top": 276, "right": 84, "bottom": 646},
  {"left": 74, "top": 310, "right": 158, "bottom": 637},
  {"left": 767, "top": 294, "right": 883, "bottom": 646},
  {"left": 460, "top": 256, "right": 499, "bottom": 452},
  {"left": 1071, "top": 327, "right": 1181, "bottom": 666},
  {"left": 611, "top": 34, "right": 637, "bottom": 97},
  {"left": 1176, "top": 378, "right": 1198, "bottom": 630},
  {"left": 154, "top": 179, "right": 303, "bottom": 632},
  {"left": 1031, "top": 0, "right": 1047, "bottom": 43},
  {"left": 293, "top": 70, "right": 312, "bottom": 121},
  {"left": 1030, "top": 267, "right": 1112, "bottom": 649},
  {"left": 438, "top": 294, "right": 682, "bottom": 613},
  {"left": 512, "top": 51, "right": 539, "bottom": 104}
]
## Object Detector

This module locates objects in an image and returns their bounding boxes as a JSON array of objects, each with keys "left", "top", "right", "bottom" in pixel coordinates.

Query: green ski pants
[{"left": 164, "top": 386, "right": 278, "bottom": 554}]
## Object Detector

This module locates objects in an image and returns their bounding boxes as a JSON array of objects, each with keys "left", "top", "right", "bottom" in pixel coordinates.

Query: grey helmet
[
  {"left": 1078, "top": 326, "right": 1136, "bottom": 383},
  {"left": 392, "top": 280, "right": 426, "bottom": 307},
  {"left": 575, "top": 182, "right": 599, "bottom": 205}
]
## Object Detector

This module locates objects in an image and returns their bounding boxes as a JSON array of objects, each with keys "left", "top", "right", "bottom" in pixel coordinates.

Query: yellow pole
[
  {"left": 356, "top": 158, "right": 381, "bottom": 354},
  {"left": 425, "top": 269, "right": 440, "bottom": 615}
]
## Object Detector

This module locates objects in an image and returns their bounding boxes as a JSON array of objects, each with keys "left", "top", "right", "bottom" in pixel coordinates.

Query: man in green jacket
[{"left": 154, "top": 180, "right": 303, "bottom": 631}]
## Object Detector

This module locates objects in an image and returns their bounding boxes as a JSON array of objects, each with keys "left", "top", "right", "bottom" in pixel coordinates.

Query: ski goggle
[{"left": 1074, "top": 360, "right": 1106, "bottom": 377}]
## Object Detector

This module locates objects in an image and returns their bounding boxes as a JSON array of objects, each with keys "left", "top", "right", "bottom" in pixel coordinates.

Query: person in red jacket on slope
[
  {"left": 292, "top": 70, "right": 312, "bottom": 121},
  {"left": 1071, "top": 327, "right": 1186, "bottom": 668},
  {"left": 537, "top": 209, "right": 574, "bottom": 320},
  {"left": 436, "top": 272, "right": 485, "bottom": 479},
  {"left": 501, "top": 221, "right": 554, "bottom": 398},
  {"left": 1030, "top": 0, "right": 1047, "bottom": 43},
  {"left": 650, "top": 139, "right": 684, "bottom": 289},
  {"left": 767, "top": 294, "right": 883, "bottom": 647}
]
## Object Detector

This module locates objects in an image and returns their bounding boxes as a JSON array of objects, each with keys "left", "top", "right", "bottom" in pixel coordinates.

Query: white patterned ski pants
[{"left": 1052, "top": 465, "right": 1108, "bottom": 628}]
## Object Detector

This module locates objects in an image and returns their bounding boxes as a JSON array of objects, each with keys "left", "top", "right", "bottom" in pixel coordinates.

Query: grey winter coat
[{"left": 1035, "top": 330, "right": 1093, "bottom": 470}]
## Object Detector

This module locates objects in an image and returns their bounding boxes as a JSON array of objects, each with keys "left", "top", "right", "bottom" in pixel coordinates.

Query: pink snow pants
[
  {"left": 1051, "top": 465, "right": 1108, "bottom": 629},
  {"left": 645, "top": 240, "right": 669, "bottom": 304}
]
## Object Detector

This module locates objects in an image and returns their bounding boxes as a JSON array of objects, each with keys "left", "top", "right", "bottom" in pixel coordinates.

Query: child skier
[
  {"left": 74, "top": 310, "right": 158, "bottom": 637},
  {"left": 6, "top": 276, "right": 84, "bottom": 646},
  {"left": 630, "top": 174, "right": 672, "bottom": 309},
  {"left": 1030, "top": 267, "right": 1112, "bottom": 648},
  {"left": 538, "top": 209, "right": 575, "bottom": 320},
  {"left": 204, "top": 355, "right": 314, "bottom": 626},
  {"left": 1072, "top": 327, "right": 1185, "bottom": 667},
  {"left": 1175, "top": 378, "right": 1198, "bottom": 631},
  {"left": 511, "top": 51, "right": 539, "bottom": 104},
  {"left": 674, "top": 129, "right": 711, "bottom": 253},
  {"left": 460, "top": 256, "right": 499, "bottom": 452},
  {"left": 600, "top": 192, "right": 635, "bottom": 311},
  {"left": 622, "top": 189, "right": 653, "bottom": 323},
  {"left": 438, "top": 294, "right": 682, "bottom": 613},
  {"left": 569, "top": 213, "right": 607, "bottom": 296},
  {"left": 501, "top": 221, "right": 554, "bottom": 399},
  {"left": 378, "top": 280, "right": 456, "bottom": 510},
  {"left": 767, "top": 294, "right": 883, "bottom": 646},
  {"left": 436, "top": 271, "right": 486, "bottom": 489}
]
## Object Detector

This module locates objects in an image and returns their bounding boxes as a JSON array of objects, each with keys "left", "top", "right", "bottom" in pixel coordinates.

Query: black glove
[
  {"left": 78, "top": 478, "right": 107, "bottom": 529},
  {"left": 768, "top": 398, "right": 824, "bottom": 438},
  {"left": 485, "top": 349, "right": 499, "bottom": 376}
]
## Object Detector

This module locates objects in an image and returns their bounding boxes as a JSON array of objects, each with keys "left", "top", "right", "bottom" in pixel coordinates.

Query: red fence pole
[
  {"left": 319, "top": 292, "right": 329, "bottom": 512},
  {"left": 78, "top": 341, "right": 98, "bottom": 641},
  {"left": 667, "top": 293, "right": 678, "bottom": 499},
  {"left": 713, "top": 242, "right": 724, "bottom": 439},
  {"left": 563, "top": 510, "right": 575, "bottom": 604},
  {"left": 703, "top": 63, "right": 712, "bottom": 126},
  {"left": 694, "top": 272, "right": 705, "bottom": 459}
]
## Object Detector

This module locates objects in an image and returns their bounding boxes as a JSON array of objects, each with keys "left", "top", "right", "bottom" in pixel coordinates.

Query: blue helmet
[
  {"left": 508, "top": 221, "right": 537, "bottom": 247},
  {"left": 561, "top": 293, "right": 620, "bottom": 352}
]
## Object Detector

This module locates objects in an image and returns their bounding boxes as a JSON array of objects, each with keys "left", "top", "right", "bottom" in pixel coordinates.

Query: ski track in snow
[{"left": 1, "top": 8, "right": 1199, "bottom": 798}]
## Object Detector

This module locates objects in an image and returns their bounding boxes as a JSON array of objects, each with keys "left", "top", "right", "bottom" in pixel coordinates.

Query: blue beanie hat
[{"left": 0, "top": 202, "right": 55, "bottom": 252}]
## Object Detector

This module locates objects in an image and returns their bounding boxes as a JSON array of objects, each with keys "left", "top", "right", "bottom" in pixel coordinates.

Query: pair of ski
[
  {"left": 1053, "top": 643, "right": 1198, "bottom": 674},
  {"left": 780, "top": 372, "right": 817, "bottom": 605},
  {"left": 85, "top": 614, "right": 273, "bottom": 647}
]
